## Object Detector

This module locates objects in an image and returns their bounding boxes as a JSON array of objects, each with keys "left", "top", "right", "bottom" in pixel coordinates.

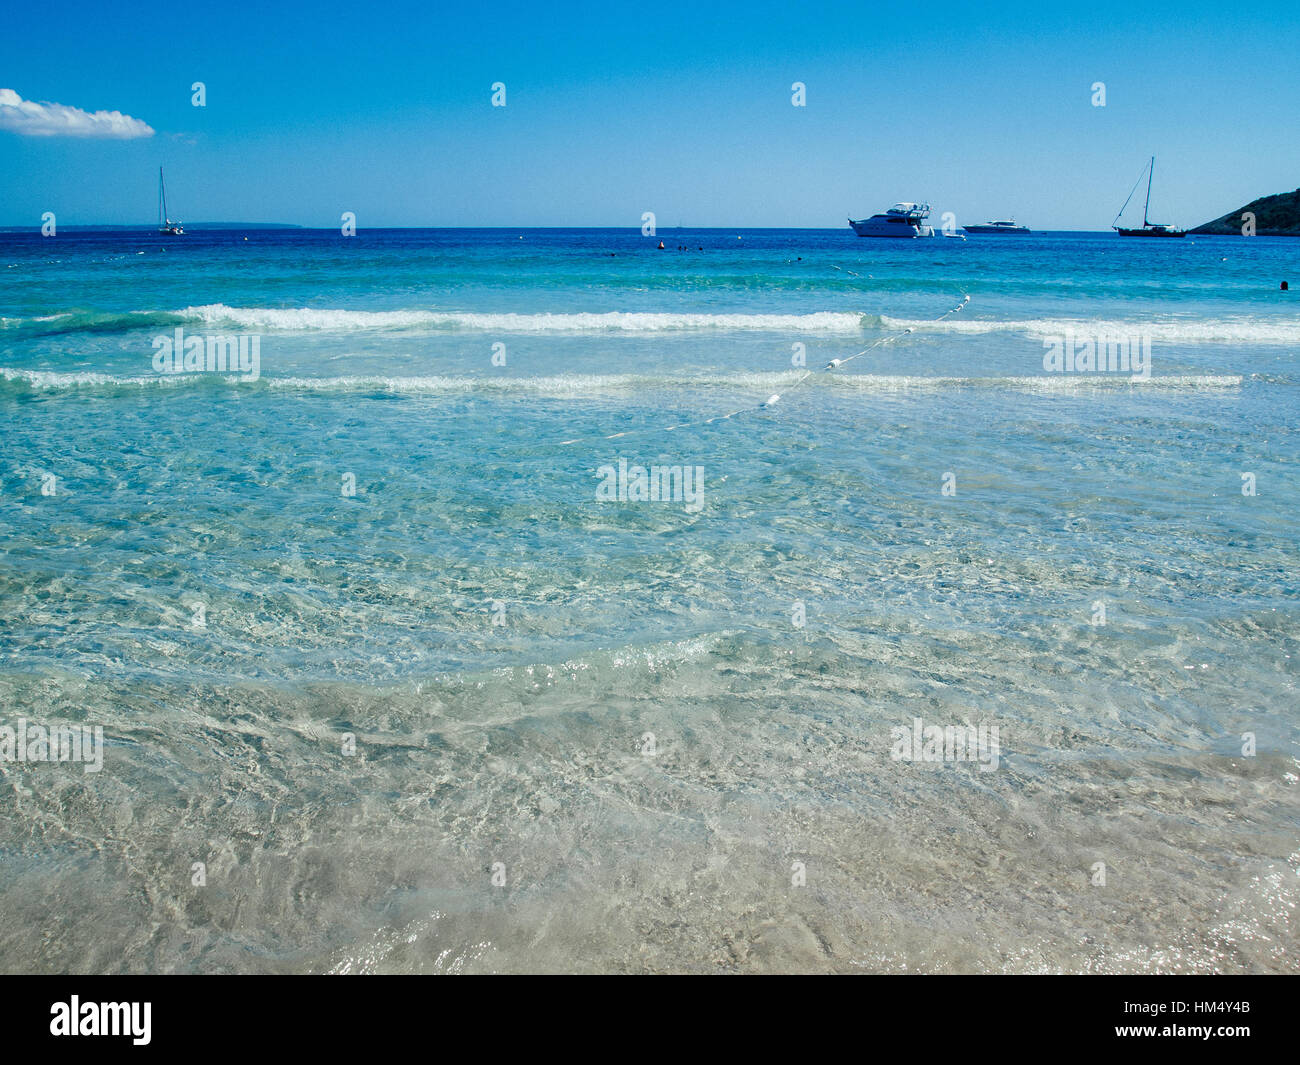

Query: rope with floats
[{"left": 557, "top": 293, "right": 970, "bottom": 446}]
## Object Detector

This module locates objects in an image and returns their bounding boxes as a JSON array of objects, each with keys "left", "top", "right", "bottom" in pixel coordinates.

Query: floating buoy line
[{"left": 557, "top": 293, "right": 970, "bottom": 446}]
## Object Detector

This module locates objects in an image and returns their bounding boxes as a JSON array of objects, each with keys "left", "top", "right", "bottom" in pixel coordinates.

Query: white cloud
[{"left": 0, "top": 88, "right": 154, "bottom": 139}]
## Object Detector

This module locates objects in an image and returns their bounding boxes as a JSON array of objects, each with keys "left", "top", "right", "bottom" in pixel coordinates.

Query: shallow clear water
[{"left": 1, "top": 227, "right": 1297, "bottom": 972}]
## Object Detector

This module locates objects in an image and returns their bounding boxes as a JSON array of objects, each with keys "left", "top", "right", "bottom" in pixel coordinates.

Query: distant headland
[
  {"left": 175, "top": 223, "right": 305, "bottom": 230},
  {"left": 1191, "top": 189, "right": 1300, "bottom": 236}
]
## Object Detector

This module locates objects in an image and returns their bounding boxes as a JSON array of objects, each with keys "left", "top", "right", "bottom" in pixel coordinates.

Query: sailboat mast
[
  {"left": 1143, "top": 156, "right": 1154, "bottom": 227},
  {"left": 155, "top": 166, "right": 184, "bottom": 235}
]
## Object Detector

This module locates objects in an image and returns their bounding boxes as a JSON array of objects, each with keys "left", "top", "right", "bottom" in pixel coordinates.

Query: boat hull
[
  {"left": 963, "top": 225, "right": 1030, "bottom": 234},
  {"left": 1115, "top": 227, "right": 1185, "bottom": 238},
  {"left": 849, "top": 219, "right": 933, "bottom": 238}
]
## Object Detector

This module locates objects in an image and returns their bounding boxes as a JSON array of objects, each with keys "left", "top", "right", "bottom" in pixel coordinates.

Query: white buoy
[
  {"left": 762, "top": 394, "right": 781, "bottom": 408},
  {"left": 826, "top": 358, "right": 843, "bottom": 369}
]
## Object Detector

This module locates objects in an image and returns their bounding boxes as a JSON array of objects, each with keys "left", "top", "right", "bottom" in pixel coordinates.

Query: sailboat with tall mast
[
  {"left": 1113, "top": 156, "right": 1183, "bottom": 237},
  {"left": 157, "top": 167, "right": 184, "bottom": 236}
]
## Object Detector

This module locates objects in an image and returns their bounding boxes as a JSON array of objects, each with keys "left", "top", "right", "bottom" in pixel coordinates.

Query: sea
[{"left": 1, "top": 226, "right": 1297, "bottom": 973}]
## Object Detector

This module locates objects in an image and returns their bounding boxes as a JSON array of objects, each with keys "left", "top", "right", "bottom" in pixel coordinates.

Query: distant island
[
  {"left": 180, "top": 223, "right": 305, "bottom": 230},
  {"left": 1191, "top": 189, "right": 1300, "bottom": 236}
]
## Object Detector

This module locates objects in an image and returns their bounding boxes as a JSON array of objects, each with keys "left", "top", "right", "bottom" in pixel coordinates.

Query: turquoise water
[{"left": 1, "top": 227, "right": 1297, "bottom": 972}]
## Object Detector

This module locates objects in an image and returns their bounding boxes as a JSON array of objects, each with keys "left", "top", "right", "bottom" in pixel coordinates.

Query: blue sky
[{"left": 1, "top": 0, "right": 1296, "bottom": 229}]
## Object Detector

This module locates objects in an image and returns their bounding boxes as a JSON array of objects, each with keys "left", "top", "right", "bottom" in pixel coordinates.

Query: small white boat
[
  {"left": 849, "top": 202, "right": 934, "bottom": 238},
  {"left": 963, "top": 219, "right": 1030, "bottom": 234}
]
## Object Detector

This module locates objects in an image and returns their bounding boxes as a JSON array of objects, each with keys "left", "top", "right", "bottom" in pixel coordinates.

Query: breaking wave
[
  {"left": 880, "top": 315, "right": 1300, "bottom": 344},
  {"left": 7, "top": 304, "right": 1297, "bottom": 343}
]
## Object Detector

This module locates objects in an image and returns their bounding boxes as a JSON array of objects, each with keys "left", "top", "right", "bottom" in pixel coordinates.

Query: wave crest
[
  {"left": 880, "top": 315, "right": 1300, "bottom": 343},
  {"left": 178, "top": 305, "right": 872, "bottom": 333},
  {"left": 6, "top": 304, "right": 1297, "bottom": 343}
]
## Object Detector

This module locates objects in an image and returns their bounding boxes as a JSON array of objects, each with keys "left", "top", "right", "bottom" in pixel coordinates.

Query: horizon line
[{"left": 0, "top": 223, "right": 1253, "bottom": 234}]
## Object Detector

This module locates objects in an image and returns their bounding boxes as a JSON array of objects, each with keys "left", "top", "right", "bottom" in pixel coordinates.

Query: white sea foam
[
  {"left": 8, "top": 304, "right": 1298, "bottom": 344},
  {"left": 881, "top": 314, "right": 1300, "bottom": 343},
  {"left": 0, "top": 368, "right": 206, "bottom": 389},
  {"left": 0, "top": 366, "right": 1243, "bottom": 395},
  {"left": 832, "top": 373, "right": 1243, "bottom": 391},
  {"left": 181, "top": 304, "right": 870, "bottom": 333}
]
